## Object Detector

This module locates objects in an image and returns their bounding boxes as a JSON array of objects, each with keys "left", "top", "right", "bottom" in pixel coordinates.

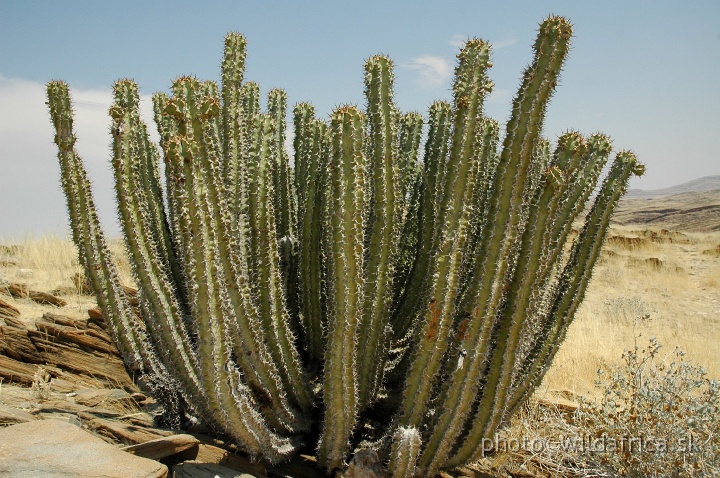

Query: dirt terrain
[
  {"left": 613, "top": 189, "right": 720, "bottom": 232},
  {"left": 1, "top": 187, "right": 718, "bottom": 477}
]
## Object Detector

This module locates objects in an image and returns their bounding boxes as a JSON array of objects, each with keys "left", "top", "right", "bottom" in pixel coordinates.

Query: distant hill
[
  {"left": 625, "top": 175, "right": 720, "bottom": 199},
  {"left": 613, "top": 189, "right": 720, "bottom": 232}
]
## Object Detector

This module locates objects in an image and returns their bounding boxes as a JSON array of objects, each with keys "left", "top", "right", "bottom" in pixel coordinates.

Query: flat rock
[
  {"left": 173, "top": 442, "right": 268, "bottom": 477},
  {"left": 0, "top": 312, "right": 137, "bottom": 391},
  {"left": 78, "top": 412, "right": 172, "bottom": 444},
  {"left": 0, "top": 402, "right": 36, "bottom": 425},
  {"left": 341, "top": 449, "right": 390, "bottom": 478},
  {"left": 0, "top": 419, "right": 168, "bottom": 477},
  {"left": 122, "top": 433, "right": 200, "bottom": 460}
]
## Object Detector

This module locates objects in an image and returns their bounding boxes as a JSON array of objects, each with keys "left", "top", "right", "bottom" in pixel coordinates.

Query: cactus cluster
[{"left": 47, "top": 16, "right": 643, "bottom": 476}]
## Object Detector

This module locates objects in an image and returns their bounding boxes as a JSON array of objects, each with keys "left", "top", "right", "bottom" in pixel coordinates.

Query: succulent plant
[{"left": 46, "top": 16, "right": 643, "bottom": 476}]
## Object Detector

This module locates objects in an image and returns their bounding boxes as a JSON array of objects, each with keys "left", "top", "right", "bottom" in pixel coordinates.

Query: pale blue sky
[{"left": 1, "top": 1, "right": 719, "bottom": 237}]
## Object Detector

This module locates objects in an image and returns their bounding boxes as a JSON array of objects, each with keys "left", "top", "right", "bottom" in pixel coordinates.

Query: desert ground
[
  {"left": 542, "top": 225, "right": 720, "bottom": 398},
  {"left": 2, "top": 226, "right": 717, "bottom": 396},
  {"left": 1, "top": 188, "right": 718, "bottom": 477}
]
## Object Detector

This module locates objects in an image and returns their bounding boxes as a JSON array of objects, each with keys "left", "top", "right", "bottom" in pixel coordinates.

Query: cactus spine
[{"left": 47, "top": 16, "right": 642, "bottom": 475}]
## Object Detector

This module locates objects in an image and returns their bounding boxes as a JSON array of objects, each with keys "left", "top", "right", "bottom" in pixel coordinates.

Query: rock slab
[
  {"left": 122, "top": 433, "right": 200, "bottom": 460},
  {"left": 0, "top": 419, "right": 168, "bottom": 478}
]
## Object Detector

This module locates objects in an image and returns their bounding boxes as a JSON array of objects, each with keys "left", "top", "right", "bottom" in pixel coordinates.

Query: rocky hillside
[
  {"left": 625, "top": 175, "right": 720, "bottom": 199},
  {"left": 614, "top": 188, "right": 720, "bottom": 232}
]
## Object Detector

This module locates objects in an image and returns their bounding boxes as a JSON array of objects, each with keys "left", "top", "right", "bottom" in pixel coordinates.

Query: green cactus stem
[
  {"left": 395, "top": 37, "right": 493, "bottom": 432},
  {"left": 317, "top": 105, "right": 367, "bottom": 471},
  {"left": 294, "top": 103, "right": 329, "bottom": 362},
  {"left": 356, "top": 55, "right": 402, "bottom": 409}
]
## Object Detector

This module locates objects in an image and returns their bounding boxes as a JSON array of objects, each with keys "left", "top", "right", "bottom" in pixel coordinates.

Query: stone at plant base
[
  {"left": 172, "top": 461, "right": 258, "bottom": 478},
  {"left": 0, "top": 419, "right": 168, "bottom": 478},
  {"left": 0, "top": 402, "right": 36, "bottom": 425},
  {"left": 172, "top": 442, "right": 269, "bottom": 477},
  {"left": 341, "top": 449, "right": 390, "bottom": 478}
]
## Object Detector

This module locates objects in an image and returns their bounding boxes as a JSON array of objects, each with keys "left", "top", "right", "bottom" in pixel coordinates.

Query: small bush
[
  {"left": 31, "top": 366, "right": 52, "bottom": 401},
  {"left": 577, "top": 334, "right": 720, "bottom": 477}
]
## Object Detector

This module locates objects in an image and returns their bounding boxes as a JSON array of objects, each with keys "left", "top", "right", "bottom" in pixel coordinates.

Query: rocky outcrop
[
  {"left": 4, "top": 282, "right": 68, "bottom": 307},
  {"left": 614, "top": 189, "right": 720, "bottom": 232},
  {"left": 121, "top": 434, "right": 200, "bottom": 460},
  {"left": 0, "top": 311, "right": 136, "bottom": 391},
  {"left": 0, "top": 298, "right": 20, "bottom": 319}
]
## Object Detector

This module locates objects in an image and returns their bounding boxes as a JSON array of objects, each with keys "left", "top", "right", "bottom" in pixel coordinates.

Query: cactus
[{"left": 47, "top": 17, "right": 642, "bottom": 475}]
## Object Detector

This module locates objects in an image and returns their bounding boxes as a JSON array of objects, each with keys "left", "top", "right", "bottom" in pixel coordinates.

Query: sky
[{"left": 1, "top": 1, "right": 719, "bottom": 238}]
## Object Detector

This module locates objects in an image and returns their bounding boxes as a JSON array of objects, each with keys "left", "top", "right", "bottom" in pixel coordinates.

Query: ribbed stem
[
  {"left": 397, "top": 112, "right": 424, "bottom": 213},
  {"left": 47, "top": 81, "right": 149, "bottom": 374},
  {"left": 294, "top": 103, "right": 329, "bottom": 362},
  {"left": 318, "top": 106, "right": 366, "bottom": 471},
  {"left": 166, "top": 77, "right": 302, "bottom": 460},
  {"left": 109, "top": 80, "right": 207, "bottom": 414},
  {"left": 389, "top": 111, "right": 426, "bottom": 331},
  {"left": 268, "top": 88, "right": 300, "bottom": 324},
  {"left": 388, "top": 427, "right": 422, "bottom": 478},
  {"left": 245, "top": 113, "right": 313, "bottom": 412},
  {"left": 357, "top": 56, "right": 402, "bottom": 409},
  {"left": 390, "top": 101, "right": 452, "bottom": 358},
  {"left": 418, "top": 131, "right": 586, "bottom": 475},
  {"left": 444, "top": 20, "right": 573, "bottom": 470},
  {"left": 503, "top": 151, "right": 642, "bottom": 424},
  {"left": 396, "top": 38, "right": 493, "bottom": 433},
  {"left": 221, "top": 32, "right": 247, "bottom": 186}
]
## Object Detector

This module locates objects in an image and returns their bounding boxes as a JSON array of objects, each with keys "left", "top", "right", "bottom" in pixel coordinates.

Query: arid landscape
[{"left": 1, "top": 178, "right": 719, "bottom": 477}]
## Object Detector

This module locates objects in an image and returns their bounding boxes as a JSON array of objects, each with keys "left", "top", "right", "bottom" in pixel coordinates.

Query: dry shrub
[
  {"left": 31, "top": 366, "right": 52, "bottom": 400},
  {"left": 490, "top": 331, "right": 719, "bottom": 478},
  {"left": 576, "top": 335, "right": 720, "bottom": 477},
  {"left": 701, "top": 244, "right": 720, "bottom": 258}
]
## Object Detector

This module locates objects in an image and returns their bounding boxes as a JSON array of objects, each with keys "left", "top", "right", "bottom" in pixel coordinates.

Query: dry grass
[
  {"left": 539, "top": 226, "right": 720, "bottom": 400},
  {"left": 2, "top": 228, "right": 719, "bottom": 476},
  {"left": 2, "top": 228, "right": 717, "bottom": 395},
  {"left": 0, "top": 234, "right": 134, "bottom": 321}
]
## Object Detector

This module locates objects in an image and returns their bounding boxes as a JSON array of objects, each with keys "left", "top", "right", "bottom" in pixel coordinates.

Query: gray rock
[
  {"left": 0, "top": 418, "right": 168, "bottom": 477},
  {"left": 173, "top": 461, "right": 259, "bottom": 478},
  {"left": 342, "top": 449, "right": 390, "bottom": 478}
]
